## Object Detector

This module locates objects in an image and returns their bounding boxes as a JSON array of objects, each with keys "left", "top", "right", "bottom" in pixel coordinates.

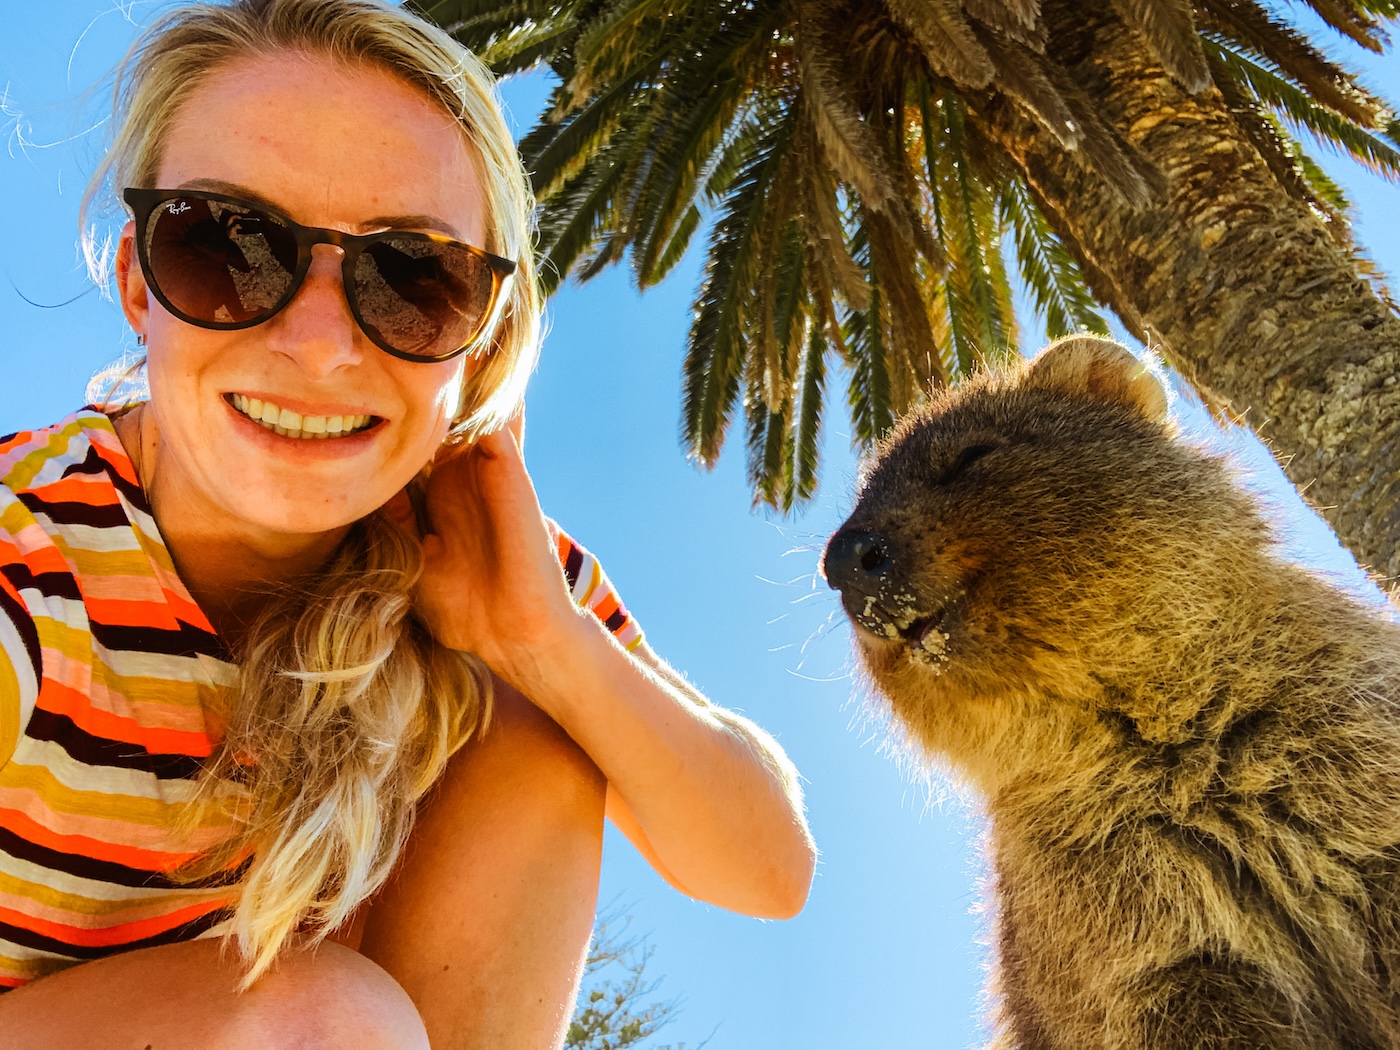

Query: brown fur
[{"left": 825, "top": 336, "right": 1400, "bottom": 1049}]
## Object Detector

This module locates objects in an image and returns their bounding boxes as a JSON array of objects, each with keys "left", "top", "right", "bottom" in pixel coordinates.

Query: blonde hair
[{"left": 80, "top": 0, "right": 542, "bottom": 985}]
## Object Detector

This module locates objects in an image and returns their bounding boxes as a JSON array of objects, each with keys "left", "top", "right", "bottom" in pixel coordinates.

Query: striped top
[{"left": 0, "top": 408, "right": 642, "bottom": 989}]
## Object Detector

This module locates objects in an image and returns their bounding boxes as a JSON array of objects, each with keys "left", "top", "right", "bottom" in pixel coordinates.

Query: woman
[{"left": 0, "top": 0, "right": 816, "bottom": 1045}]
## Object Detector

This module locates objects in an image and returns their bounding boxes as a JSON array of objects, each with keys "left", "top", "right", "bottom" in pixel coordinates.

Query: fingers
[
  {"left": 458, "top": 424, "right": 520, "bottom": 463},
  {"left": 422, "top": 427, "right": 538, "bottom": 556}
]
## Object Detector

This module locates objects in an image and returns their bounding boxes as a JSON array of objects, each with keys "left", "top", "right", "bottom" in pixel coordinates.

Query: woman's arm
[
  {"left": 406, "top": 428, "right": 816, "bottom": 919},
  {"left": 544, "top": 627, "right": 813, "bottom": 918}
]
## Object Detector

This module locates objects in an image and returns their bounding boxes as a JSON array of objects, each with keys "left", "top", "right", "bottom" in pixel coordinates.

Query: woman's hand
[
  {"left": 400, "top": 426, "right": 587, "bottom": 697},
  {"left": 388, "top": 425, "right": 816, "bottom": 919}
]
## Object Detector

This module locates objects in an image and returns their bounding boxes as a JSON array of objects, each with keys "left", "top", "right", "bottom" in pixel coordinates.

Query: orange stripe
[
  {"left": 0, "top": 881, "right": 227, "bottom": 931},
  {"left": 0, "top": 537, "right": 70, "bottom": 578},
  {"left": 81, "top": 595, "right": 180, "bottom": 630},
  {"left": 33, "top": 681, "right": 215, "bottom": 757},
  {"left": 591, "top": 594, "right": 621, "bottom": 623},
  {"left": 158, "top": 588, "right": 212, "bottom": 632},
  {"left": 0, "top": 430, "right": 34, "bottom": 457},
  {"left": 27, "top": 475, "right": 121, "bottom": 507},
  {"left": 0, "top": 786, "right": 234, "bottom": 854},
  {"left": 88, "top": 437, "right": 138, "bottom": 488},
  {"left": 0, "top": 808, "right": 203, "bottom": 872},
  {"left": 0, "top": 897, "right": 226, "bottom": 949}
]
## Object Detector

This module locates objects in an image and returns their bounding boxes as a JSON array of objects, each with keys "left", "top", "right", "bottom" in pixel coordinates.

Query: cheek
[
  {"left": 142, "top": 331, "right": 213, "bottom": 414},
  {"left": 405, "top": 359, "right": 470, "bottom": 442}
]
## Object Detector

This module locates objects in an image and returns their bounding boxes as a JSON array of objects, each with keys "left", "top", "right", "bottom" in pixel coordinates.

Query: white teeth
[{"left": 228, "top": 395, "right": 374, "bottom": 440}]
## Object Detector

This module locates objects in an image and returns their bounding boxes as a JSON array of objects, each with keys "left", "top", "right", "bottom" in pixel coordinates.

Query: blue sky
[{"left": 1, "top": 5, "right": 1396, "bottom": 1047}]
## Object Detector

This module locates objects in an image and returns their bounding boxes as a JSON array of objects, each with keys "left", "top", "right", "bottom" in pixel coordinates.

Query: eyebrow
[{"left": 176, "top": 178, "right": 464, "bottom": 239}]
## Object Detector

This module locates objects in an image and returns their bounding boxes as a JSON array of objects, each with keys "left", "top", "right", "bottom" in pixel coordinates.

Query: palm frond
[
  {"left": 1300, "top": 0, "right": 1389, "bottom": 51},
  {"left": 799, "top": 133, "right": 872, "bottom": 310},
  {"left": 751, "top": 177, "right": 802, "bottom": 411},
  {"left": 534, "top": 137, "right": 639, "bottom": 293},
  {"left": 1296, "top": 144, "right": 1354, "bottom": 214},
  {"left": 524, "top": 75, "right": 661, "bottom": 197},
  {"left": 1109, "top": 0, "right": 1212, "bottom": 91},
  {"left": 965, "top": 0, "right": 1047, "bottom": 50},
  {"left": 1198, "top": 0, "right": 1383, "bottom": 124},
  {"left": 1209, "top": 55, "right": 1353, "bottom": 233},
  {"left": 880, "top": 91, "right": 949, "bottom": 271},
  {"left": 418, "top": 0, "right": 567, "bottom": 41},
  {"left": 626, "top": 8, "right": 780, "bottom": 284},
  {"left": 886, "top": 0, "right": 996, "bottom": 88},
  {"left": 1203, "top": 36, "right": 1400, "bottom": 177},
  {"left": 481, "top": 23, "right": 578, "bottom": 75},
  {"left": 682, "top": 102, "right": 795, "bottom": 466},
  {"left": 646, "top": 204, "right": 703, "bottom": 285},
  {"left": 743, "top": 331, "right": 794, "bottom": 508},
  {"left": 999, "top": 175, "right": 1109, "bottom": 338},
  {"left": 568, "top": 0, "right": 691, "bottom": 100},
  {"left": 792, "top": 313, "right": 828, "bottom": 503},
  {"left": 923, "top": 94, "right": 1013, "bottom": 371},
  {"left": 629, "top": 79, "right": 749, "bottom": 284},
  {"left": 796, "top": 8, "right": 900, "bottom": 211},
  {"left": 981, "top": 32, "right": 1083, "bottom": 150},
  {"left": 843, "top": 245, "right": 896, "bottom": 448}
]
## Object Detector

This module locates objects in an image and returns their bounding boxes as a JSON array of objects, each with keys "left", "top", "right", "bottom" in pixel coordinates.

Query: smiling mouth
[{"left": 225, "top": 393, "right": 380, "bottom": 440}]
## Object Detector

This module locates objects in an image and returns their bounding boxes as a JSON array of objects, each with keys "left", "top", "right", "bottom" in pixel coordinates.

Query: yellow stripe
[
  {"left": 0, "top": 761, "right": 221, "bottom": 829},
  {"left": 0, "top": 946, "right": 74, "bottom": 981},
  {"left": 0, "top": 420, "right": 83, "bottom": 492},
  {"left": 0, "top": 656, "right": 20, "bottom": 767},
  {"left": 36, "top": 619, "right": 97, "bottom": 666},
  {"left": 586, "top": 556, "right": 603, "bottom": 606},
  {"left": 0, "top": 501, "right": 36, "bottom": 538},
  {"left": 0, "top": 415, "right": 241, "bottom": 986},
  {"left": 0, "top": 867, "right": 225, "bottom": 920}
]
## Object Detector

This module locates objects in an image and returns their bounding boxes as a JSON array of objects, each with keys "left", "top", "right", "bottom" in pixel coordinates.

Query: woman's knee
[
  {"left": 234, "top": 941, "right": 429, "bottom": 1050},
  {"left": 0, "top": 938, "right": 428, "bottom": 1050}
]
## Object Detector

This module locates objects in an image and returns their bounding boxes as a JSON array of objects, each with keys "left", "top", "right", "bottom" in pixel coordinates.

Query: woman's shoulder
[
  {"left": 0, "top": 407, "right": 138, "bottom": 504},
  {"left": 0, "top": 405, "right": 150, "bottom": 607}
]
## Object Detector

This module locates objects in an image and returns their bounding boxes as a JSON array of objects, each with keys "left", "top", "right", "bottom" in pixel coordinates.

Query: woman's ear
[{"left": 114, "top": 220, "right": 150, "bottom": 340}]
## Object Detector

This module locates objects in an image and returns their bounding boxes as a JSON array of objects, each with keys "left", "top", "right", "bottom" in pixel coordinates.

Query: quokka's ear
[{"left": 1023, "top": 335, "right": 1170, "bottom": 423}]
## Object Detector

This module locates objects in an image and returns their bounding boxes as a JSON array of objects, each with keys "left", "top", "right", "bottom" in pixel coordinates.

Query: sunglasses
[{"left": 123, "top": 188, "right": 517, "bottom": 363}]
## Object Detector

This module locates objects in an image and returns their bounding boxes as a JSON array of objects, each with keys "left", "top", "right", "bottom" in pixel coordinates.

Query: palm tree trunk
[{"left": 980, "top": 0, "right": 1400, "bottom": 581}]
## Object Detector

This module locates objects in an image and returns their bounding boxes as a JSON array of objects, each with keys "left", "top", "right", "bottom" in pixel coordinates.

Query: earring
[{"left": 136, "top": 333, "right": 147, "bottom": 347}]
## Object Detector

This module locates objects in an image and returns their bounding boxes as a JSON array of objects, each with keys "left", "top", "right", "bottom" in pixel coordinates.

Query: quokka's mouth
[{"left": 898, "top": 605, "right": 950, "bottom": 650}]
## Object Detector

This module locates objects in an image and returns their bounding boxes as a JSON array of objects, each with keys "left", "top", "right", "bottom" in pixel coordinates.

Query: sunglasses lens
[
  {"left": 353, "top": 237, "right": 497, "bottom": 358},
  {"left": 144, "top": 196, "right": 299, "bottom": 325}
]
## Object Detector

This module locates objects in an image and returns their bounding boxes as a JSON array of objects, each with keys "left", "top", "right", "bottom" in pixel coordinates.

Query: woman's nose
[{"left": 264, "top": 245, "right": 364, "bottom": 377}]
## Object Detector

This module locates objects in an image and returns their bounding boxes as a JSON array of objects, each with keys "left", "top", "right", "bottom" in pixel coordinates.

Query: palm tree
[{"left": 419, "top": 0, "right": 1400, "bottom": 578}]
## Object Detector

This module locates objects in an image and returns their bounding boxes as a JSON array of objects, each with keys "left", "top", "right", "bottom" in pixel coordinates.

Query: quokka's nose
[{"left": 822, "top": 529, "right": 895, "bottom": 597}]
